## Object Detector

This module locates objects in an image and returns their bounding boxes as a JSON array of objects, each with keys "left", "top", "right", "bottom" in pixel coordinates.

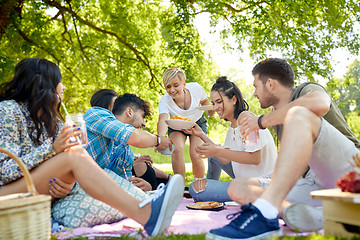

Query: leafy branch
[
  {"left": 14, "top": 22, "right": 84, "bottom": 84},
  {"left": 44, "top": 0, "right": 157, "bottom": 87}
]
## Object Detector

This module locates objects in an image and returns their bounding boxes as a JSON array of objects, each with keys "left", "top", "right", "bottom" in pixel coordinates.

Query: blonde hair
[{"left": 162, "top": 68, "right": 186, "bottom": 87}]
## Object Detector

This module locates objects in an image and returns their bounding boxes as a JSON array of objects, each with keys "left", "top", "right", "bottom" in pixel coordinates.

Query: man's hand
[
  {"left": 239, "top": 111, "right": 260, "bottom": 138},
  {"left": 135, "top": 155, "right": 153, "bottom": 167},
  {"left": 49, "top": 178, "right": 75, "bottom": 199},
  {"left": 156, "top": 136, "right": 173, "bottom": 151},
  {"left": 129, "top": 177, "right": 152, "bottom": 191}
]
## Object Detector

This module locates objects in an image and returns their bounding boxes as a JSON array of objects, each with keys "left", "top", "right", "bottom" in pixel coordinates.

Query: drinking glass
[
  {"left": 242, "top": 130, "right": 259, "bottom": 146},
  {"left": 65, "top": 113, "right": 88, "bottom": 145}
]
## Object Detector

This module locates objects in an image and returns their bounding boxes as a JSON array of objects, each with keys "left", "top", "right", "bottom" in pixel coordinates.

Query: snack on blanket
[
  {"left": 171, "top": 115, "right": 191, "bottom": 121},
  {"left": 336, "top": 153, "right": 360, "bottom": 193},
  {"left": 186, "top": 201, "right": 224, "bottom": 211}
]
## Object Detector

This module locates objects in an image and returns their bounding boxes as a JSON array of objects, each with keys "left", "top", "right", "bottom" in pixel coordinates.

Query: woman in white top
[
  {"left": 157, "top": 68, "right": 214, "bottom": 178},
  {"left": 184, "top": 76, "right": 277, "bottom": 202}
]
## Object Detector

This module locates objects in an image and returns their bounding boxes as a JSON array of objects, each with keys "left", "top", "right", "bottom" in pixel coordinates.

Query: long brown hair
[{"left": 0, "top": 58, "right": 63, "bottom": 145}]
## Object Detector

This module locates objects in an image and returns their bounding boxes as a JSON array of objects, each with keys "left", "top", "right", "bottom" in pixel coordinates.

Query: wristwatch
[{"left": 155, "top": 134, "right": 161, "bottom": 147}]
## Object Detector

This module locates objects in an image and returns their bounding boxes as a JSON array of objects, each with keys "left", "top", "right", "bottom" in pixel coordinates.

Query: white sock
[{"left": 253, "top": 198, "right": 279, "bottom": 219}]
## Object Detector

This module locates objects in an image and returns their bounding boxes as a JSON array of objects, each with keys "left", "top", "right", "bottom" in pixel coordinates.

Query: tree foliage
[
  {"left": 0, "top": 0, "right": 218, "bottom": 132},
  {"left": 1, "top": 0, "right": 359, "bottom": 135},
  {"left": 326, "top": 59, "right": 360, "bottom": 138},
  {"left": 174, "top": 0, "right": 360, "bottom": 82}
]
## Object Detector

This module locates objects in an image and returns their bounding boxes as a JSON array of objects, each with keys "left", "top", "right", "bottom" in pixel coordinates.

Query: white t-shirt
[
  {"left": 223, "top": 126, "right": 277, "bottom": 178},
  {"left": 158, "top": 82, "right": 208, "bottom": 122}
]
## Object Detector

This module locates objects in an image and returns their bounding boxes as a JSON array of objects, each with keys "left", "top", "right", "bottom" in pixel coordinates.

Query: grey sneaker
[{"left": 282, "top": 202, "right": 323, "bottom": 232}]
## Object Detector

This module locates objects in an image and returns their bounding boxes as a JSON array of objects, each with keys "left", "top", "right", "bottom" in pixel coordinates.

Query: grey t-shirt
[{"left": 274, "top": 82, "right": 360, "bottom": 149}]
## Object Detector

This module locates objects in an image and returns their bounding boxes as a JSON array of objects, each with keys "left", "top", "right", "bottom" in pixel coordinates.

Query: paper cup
[{"left": 160, "top": 144, "right": 175, "bottom": 155}]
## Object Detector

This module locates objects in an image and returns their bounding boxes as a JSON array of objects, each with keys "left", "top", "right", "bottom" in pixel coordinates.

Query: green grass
[{"left": 131, "top": 142, "right": 191, "bottom": 164}]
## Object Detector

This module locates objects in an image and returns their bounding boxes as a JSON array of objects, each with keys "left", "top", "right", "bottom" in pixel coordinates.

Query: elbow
[
  {"left": 317, "top": 104, "right": 330, "bottom": 117},
  {"left": 253, "top": 159, "right": 261, "bottom": 166},
  {"left": 250, "top": 151, "right": 261, "bottom": 165},
  {"left": 311, "top": 92, "right": 331, "bottom": 116}
]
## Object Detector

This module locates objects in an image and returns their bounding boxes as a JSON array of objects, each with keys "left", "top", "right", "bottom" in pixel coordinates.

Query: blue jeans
[
  {"left": 189, "top": 179, "right": 232, "bottom": 202},
  {"left": 206, "top": 157, "right": 235, "bottom": 180}
]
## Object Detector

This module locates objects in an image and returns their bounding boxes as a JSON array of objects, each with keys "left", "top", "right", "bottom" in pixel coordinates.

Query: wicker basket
[{"left": 0, "top": 147, "right": 51, "bottom": 240}]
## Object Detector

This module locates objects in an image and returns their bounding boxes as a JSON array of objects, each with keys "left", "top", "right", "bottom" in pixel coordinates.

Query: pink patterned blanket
[{"left": 56, "top": 198, "right": 321, "bottom": 239}]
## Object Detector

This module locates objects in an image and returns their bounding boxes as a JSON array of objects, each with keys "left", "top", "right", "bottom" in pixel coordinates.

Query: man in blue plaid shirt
[{"left": 84, "top": 94, "right": 173, "bottom": 191}]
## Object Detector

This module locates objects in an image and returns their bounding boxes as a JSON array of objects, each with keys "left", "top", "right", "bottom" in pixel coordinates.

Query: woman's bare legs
[
  {"left": 0, "top": 146, "right": 151, "bottom": 225},
  {"left": 189, "top": 135, "right": 205, "bottom": 178},
  {"left": 170, "top": 132, "right": 186, "bottom": 177}
]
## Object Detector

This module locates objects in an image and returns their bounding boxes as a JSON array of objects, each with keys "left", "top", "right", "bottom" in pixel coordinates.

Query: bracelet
[
  {"left": 155, "top": 134, "right": 160, "bottom": 147},
  {"left": 258, "top": 115, "right": 266, "bottom": 130}
]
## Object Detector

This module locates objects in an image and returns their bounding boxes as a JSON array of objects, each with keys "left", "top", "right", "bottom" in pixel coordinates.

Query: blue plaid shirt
[{"left": 84, "top": 107, "right": 135, "bottom": 179}]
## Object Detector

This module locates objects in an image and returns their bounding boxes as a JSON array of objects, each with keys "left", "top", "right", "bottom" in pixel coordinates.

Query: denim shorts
[{"left": 168, "top": 115, "right": 208, "bottom": 137}]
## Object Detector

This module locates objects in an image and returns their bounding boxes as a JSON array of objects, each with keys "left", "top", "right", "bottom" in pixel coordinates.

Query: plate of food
[
  {"left": 195, "top": 105, "right": 213, "bottom": 111},
  {"left": 186, "top": 201, "right": 225, "bottom": 211},
  {"left": 165, "top": 115, "right": 195, "bottom": 130}
]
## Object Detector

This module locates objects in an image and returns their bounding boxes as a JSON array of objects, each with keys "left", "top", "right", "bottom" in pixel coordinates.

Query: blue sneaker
[
  {"left": 206, "top": 203, "right": 282, "bottom": 240},
  {"left": 142, "top": 174, "right": 184, "bottom": 236}
]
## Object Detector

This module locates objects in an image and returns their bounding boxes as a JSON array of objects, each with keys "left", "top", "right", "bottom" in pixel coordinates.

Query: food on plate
[
  {"left": 171, "top": 115, "right": 191, "bottom": 121},
  {"left": 186, "top": 201, "right": 224, "bottom": 211},
  {"left": 336, "top": 153, "right": 360, "bottom": 193}
]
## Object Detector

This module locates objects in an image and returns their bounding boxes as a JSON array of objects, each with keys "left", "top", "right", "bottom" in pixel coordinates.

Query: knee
[
  {"left": 133, "top": 162, "right": 148, "bottom": 176},
  {"left": 189, "top": 179, "right": 207, "bottom": 201},
  {"left": 189, "top": 149, "right": 201, "bottom": 160},
  {"left": 284, "top": 106, "right": 318, "bottom": 129},
  {"left": 172, "top": 145, "right": 184, "bottom": 157},
  {"left": 228, "top": 178, "right": 248, "bottom": 201},
  {"left": 63, "top": 146, "right": 92, "bottom": 163}
]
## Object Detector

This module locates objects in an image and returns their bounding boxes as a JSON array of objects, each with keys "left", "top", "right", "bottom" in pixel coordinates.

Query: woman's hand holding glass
[{"left": 52, "top": 125, "right": 82, "bottom": 153}]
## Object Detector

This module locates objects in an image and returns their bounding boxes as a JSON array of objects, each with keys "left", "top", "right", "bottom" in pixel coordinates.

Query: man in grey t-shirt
[{"left": 206, "top": 58, "right": 360, "bottom": 240}]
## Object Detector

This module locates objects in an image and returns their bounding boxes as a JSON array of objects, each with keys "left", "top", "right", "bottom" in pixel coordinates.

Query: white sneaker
[{"left": 282, "top": 202, "right": 323, "bottom": 232}]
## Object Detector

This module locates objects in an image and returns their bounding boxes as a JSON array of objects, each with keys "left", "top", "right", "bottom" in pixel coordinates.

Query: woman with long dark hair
[
  {"left": 184, "top": 76, "right": 277, "bottom": 203},
  {"left": 0, "top": 58, "right": 184, "bottom": 237}
]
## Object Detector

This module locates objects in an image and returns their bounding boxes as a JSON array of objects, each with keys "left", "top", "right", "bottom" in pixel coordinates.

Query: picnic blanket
[{"left": 55, "top": 197, "right": 322, "bottom": 239}]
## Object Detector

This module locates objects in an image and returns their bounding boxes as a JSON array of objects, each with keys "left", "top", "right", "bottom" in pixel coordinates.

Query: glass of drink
[
  {"left": 65, "top": 113, "right": 88, "bottom": 145},
  {"left": 242, "top": 129, "right": 259, "bottom": 146}
]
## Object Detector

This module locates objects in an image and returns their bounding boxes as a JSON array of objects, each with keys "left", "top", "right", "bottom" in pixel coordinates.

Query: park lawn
[
  {"left": 51, "top": 233, "right": 354, "bottom": 239},
  {"left": 131, "top": 143, "right": 192, "bottom": 164},
  {"left": 58, "top": 146, "right": 357, "bottom": 240}
]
